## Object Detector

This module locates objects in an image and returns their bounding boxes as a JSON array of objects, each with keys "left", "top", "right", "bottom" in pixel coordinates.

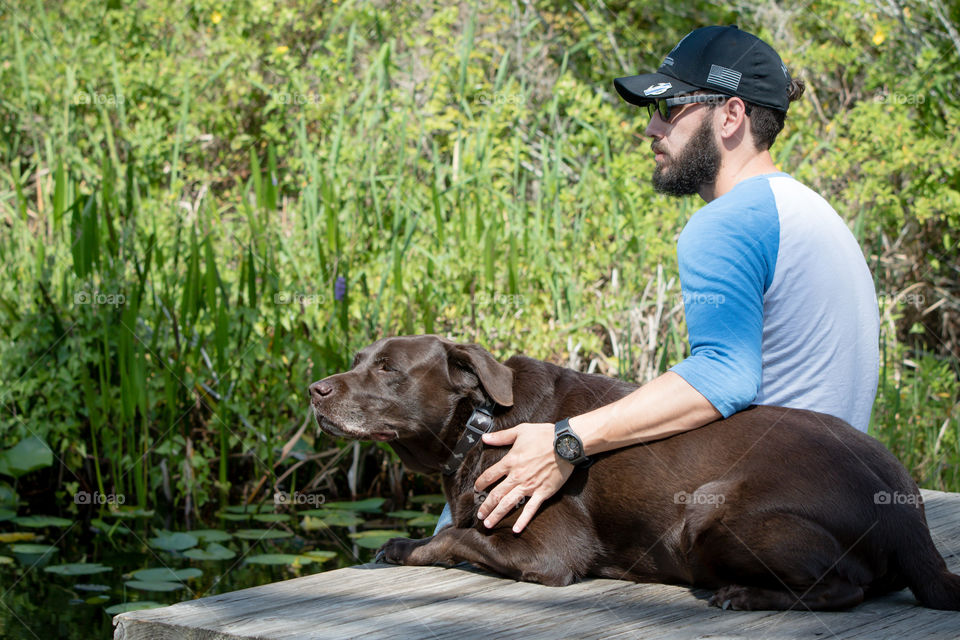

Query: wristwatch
[{"left": 554, "top": 418, "right": 592, "bottom": 468}]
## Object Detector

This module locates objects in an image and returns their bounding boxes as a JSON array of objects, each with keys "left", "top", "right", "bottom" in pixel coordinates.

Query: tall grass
[{"left": 0, "top": 0, "right": 956, "bottom": 523}]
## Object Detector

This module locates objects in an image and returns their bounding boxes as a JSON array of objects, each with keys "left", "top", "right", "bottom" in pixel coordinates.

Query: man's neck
[{"left": 699, "top": 150, "right": 779, "bottom": 202}]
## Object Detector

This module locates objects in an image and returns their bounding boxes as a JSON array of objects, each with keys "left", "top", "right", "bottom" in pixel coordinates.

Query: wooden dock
[{"left": 114, "top": 489, "right": 960, "bottom": 639}]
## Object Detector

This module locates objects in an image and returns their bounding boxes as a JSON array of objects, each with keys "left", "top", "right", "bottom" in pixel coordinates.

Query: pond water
[{"left": 0, "top": 496, "right": 443, "bottom": 639}]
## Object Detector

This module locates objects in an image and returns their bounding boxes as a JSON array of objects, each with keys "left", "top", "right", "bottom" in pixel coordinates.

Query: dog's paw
[
  {"left": 375, "top": 537, "right": 417, "bottom": 565},
  {"left": 708, "top": 585, "right": 753, "bottom": 611}
]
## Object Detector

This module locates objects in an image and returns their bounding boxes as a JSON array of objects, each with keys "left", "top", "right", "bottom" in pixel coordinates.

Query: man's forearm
[{"left": 570, "top": 371, "right": 722, "bottom": 454}]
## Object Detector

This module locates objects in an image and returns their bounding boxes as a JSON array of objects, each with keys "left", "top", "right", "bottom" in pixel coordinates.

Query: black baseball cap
[{"left": 614, "top": 26, "right": 792, "bottom": 112}]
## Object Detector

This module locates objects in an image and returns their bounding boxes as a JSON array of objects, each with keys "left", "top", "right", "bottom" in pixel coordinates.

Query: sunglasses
[{"left": 645, "top": 94, "right": 733, "bottom": 123}]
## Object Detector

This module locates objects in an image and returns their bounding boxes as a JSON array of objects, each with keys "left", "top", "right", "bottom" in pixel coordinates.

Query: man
[{"left": 439, "top": 25, "right": 879, "bottom": 535}]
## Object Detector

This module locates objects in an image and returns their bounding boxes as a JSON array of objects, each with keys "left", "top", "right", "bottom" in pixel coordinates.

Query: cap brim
[{"left": 614, "top": 73, "right": 701, "bottom": 105}]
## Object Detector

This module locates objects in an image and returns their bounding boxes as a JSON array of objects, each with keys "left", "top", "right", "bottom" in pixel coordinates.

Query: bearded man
[{"left": 437, "top": 26, "right": 880, "bottom": 534}]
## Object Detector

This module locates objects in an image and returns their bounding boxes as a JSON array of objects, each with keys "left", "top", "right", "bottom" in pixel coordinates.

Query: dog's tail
[{"left": 893, "top": 504, "right": 960, "bottom": 610}]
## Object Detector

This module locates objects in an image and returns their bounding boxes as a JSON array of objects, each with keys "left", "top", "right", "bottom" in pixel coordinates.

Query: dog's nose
[{"left": 310, "top": 381, "right": 334, "bottom": 401}]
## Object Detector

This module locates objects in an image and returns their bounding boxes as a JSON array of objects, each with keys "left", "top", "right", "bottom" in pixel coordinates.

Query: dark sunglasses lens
[
  {"left": 646, "top": 100, "right": 671, "bottom": 121},
  {"left": 659, "top": 100, "right": 671, "bottom": 121}
]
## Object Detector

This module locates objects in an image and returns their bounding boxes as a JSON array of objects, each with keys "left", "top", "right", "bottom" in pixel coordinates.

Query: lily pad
[
  {"left": 44, "top": 562, "right": 112, "bottom": 576},
  {"left": 232, "top": 529, "right": 293, "bottom": 540},
  {"left": 105, "top": 601, "right": 165, "bottom": 614},
  {"left": 324, "top": 498, "right": 385, "bottom": 513},
  {"left": 0, "top": 555, "right": 13, "bottom": 565},
  {"left": 85, "top": 594, "right": 110, "bottom": 605},
  {"left": 132, "top": 567, "right": 202, "bottom": 582},
  {"left": 0, "top": 436, "right": 53, "bottom": 479},
  {"left": 223, "top": 504, "right": 270, "bottom": 514},
  {"left": 348, "top": 530, "right": 407, "bottom": 549},
  {"left": 0, "top": 508, "right": 15, "bottom": 522},
  {"left": 91, "top": 519, "right": 131, "bottom": 536},
  {"left": 13, "top": 515, "right": 74, "bottom": 528},
  {"left": 124, "top": 579, "right": 186, "bottom": 592},
  {"left": 300, "top": 509, "right": 364, "bottom": 528},
  {"left": 217, "top": 512, "right": 250, "bottom": 521},
  {"left": 76, "top": 583, "right": 111, "bottom": 592},
  {"left": 243, "top": 553, "right": 315, "bottom": 566},
  {"left": 252, "top": 513, "right": 293, "bottom": 524},
  {"left": 409, "top": 494, "right": 447, "bottom": 505},
  {"left": 100, "top": 507, "right": 155, "bottom": 519},
  {"left": 303, "top": 550, "right": 337, "bottom": 562},
  {"left": 190, "top": 529, "right": 232, "bottom": 543},
  {"left": 148, "top": 532, "right": 198, "bottom": 551},
  {"left": 408, "top": 514, "right": 440, "bottom": 528},
  {"left": 183, "top": 543, "right": 236, "bottom": 561},
  {"left": 0, "top": 483, "right": 18, "bottom": 509},
  {"left": 10, "top": 543, "right": 58, "bottom": 555},
  {"left": 10, "top": 544, "right": 57, "bottom": 566},
  {"left": 0, "top": 532, "right": 37, "bottom": 543},
  {"left": 386, "top": 510, "right": 427, "bottom": 519}
]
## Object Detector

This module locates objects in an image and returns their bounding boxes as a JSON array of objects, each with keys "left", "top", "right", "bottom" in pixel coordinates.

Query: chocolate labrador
[{"left": 309, "top": 335, "right": 960, "bottom": 611}]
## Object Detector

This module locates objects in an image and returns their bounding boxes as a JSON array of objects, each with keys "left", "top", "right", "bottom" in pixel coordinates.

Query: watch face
[{"left": 556, "top": 434, "right": 581, "bottom": 461}]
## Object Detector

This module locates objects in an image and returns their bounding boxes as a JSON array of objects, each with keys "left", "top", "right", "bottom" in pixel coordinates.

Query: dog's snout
[{"left": 310, "top": 380, "right": 334, "bottom": 401}]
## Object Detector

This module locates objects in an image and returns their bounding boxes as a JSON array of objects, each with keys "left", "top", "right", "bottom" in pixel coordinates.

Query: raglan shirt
[{"left": 669, "top": 173, "right": 880, "bottom": 431}]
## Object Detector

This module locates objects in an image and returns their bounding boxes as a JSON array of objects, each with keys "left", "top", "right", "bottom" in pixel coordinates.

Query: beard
[{"left": 651, "top": 115, "right": 721, "bottom": 196}]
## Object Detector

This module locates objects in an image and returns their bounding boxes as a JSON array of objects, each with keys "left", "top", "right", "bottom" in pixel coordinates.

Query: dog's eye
[{"left": 376, "top": 360, "right": 397, "bottom": 373}]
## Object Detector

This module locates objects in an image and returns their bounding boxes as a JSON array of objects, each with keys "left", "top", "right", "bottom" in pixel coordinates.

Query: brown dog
[{"left": 309, "top": 335, "right": 960, "bottom": 611}]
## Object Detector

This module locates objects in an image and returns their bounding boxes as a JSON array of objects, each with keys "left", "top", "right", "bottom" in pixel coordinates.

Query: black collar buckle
[{"left": 441, "top": 405, "right": 495, "bottom": 476}]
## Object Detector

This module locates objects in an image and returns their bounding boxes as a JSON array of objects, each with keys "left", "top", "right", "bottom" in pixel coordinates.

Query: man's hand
[{"left": 474, "top": 422, "right": 573, "bottom": 533}]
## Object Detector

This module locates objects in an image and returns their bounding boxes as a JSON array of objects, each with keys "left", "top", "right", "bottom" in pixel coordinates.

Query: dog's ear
[{"left": 446, "top": 342, "right": 514, "bottom": 407}]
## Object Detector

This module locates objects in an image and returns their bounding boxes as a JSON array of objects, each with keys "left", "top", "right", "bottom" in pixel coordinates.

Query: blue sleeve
[{"left": 669, "top": 188, "right": 779, "bottom": 417}]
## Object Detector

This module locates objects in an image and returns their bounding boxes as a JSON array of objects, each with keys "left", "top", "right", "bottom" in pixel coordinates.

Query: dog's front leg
[
  {"left": 377, "top": 527, "right": 576, "bottom": 586},
  {"left": 375, "top": 534, "right": 434, "bottom": 564}
]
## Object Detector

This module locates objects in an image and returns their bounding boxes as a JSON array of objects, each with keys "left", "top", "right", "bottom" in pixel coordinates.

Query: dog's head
[{"left": 309, "top": 335, "right": 513, "bottom": 447}]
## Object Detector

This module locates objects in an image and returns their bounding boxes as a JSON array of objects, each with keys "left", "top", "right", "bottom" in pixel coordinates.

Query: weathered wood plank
[
  {"left": 316, "top": 575, "right": 646, "bottom": 639},
  {"left": 114, "top": 489, "right": 960, "bottom": 640},
  {"left": 115, "top": 565, "right": 507, "bottom": 639}
]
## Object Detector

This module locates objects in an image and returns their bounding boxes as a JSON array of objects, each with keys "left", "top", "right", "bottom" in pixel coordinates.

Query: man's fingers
[
  {"left": 512, "top": 494, "right": 545, "bottom": 533},
  {"left": 474, "top": 460, "right": 509, "bottom": 494},
  {"left": 476, "top": 475, "right": 513, "bottom": 519},
  {"left": 481, "top": 426, "right": 520, "bottom": 446},
  {"left": 482, "top": 488, "right": 526, "bottom": 529}
]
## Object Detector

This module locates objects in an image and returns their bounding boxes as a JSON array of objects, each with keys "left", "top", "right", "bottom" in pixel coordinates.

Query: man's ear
[
  {"left": 718, "top": 96, "right": 749, "bottom": 142},
  {"left": 445, "top": 341, "right": 514, "bottom": 408}
]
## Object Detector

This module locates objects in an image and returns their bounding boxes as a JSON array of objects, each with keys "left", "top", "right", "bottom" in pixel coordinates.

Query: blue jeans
[{"left": 433, "top": 502, "right": 452, "bottom": 534}]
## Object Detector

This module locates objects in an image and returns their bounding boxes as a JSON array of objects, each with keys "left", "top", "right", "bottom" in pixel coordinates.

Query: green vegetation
[{"left": 0, "top": 0, "right": 958, "bottom": 633}]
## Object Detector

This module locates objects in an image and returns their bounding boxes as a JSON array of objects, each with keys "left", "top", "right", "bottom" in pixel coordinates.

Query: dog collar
[{"left": 441, "top": 404, "right": 495, "bottom": 476}]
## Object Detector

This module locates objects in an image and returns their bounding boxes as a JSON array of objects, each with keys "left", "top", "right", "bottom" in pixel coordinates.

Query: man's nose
[{"left": 644, "top": 115, "right": 664, "bottom": 138}]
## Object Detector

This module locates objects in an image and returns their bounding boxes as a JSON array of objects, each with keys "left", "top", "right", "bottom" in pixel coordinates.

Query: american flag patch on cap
[{"left": 707, "top": 64, "right": 742, "bottom": 92}]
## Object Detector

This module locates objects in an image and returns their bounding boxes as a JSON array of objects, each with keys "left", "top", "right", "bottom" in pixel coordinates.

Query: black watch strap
[{"left": 554, "top": 418, "right": 593, "bottom": 468}]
